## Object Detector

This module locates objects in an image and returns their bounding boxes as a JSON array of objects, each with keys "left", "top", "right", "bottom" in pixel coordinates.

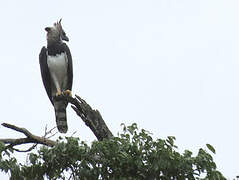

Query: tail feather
[{"left": 54, "top": 100, "right": 68, "bottom": 133}]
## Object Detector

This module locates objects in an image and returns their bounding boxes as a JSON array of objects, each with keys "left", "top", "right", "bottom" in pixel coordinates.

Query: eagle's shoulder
[
  {"left": 39, "top": 46, "right": 47, "bottom": 64},
  {"left": 39, "top": 46, "right": 47, "bottom": 57},
  {"left": 40, "top": 46, "right": 47, "bottom": 51}
]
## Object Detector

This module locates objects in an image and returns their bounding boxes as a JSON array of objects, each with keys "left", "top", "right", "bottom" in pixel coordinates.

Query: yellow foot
[
  {"left": 56, "top": 90, "right": 62, "bottom": 96},
  {"left": 64, "top": 90, "right": 72, "bottom": 97}
]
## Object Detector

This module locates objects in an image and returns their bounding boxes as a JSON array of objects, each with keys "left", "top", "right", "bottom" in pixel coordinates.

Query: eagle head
[{"left": 45, "top": 19, "right": 69, "bottom": 45}]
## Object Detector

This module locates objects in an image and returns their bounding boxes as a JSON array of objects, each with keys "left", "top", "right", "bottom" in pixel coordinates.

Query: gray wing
[
  {"left": 62, "top": 43, "right": 73, "bottom": 91},
  {"left": 39, "top": 46, "right": 53, "bottom": 105}
]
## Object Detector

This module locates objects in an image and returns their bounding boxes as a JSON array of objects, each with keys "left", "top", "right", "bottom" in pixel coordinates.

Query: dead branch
[
  {"left": 0, "top": 123, "right": 56, "bottom": 147},
  {"left": 11, "top": 144, "right": 37, "bottom": 153},
  {"left": 0, "top": 94, "right": 113, "bottom": 149}
]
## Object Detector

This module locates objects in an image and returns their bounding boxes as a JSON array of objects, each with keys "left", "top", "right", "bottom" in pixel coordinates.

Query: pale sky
[{"left": 0, "top": 0, "right": 239, "bottom": 179}]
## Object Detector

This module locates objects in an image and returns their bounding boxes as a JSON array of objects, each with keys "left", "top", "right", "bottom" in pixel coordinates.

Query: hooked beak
[{"left": 62, "top": 35, "right": 69, "bottom": 42}]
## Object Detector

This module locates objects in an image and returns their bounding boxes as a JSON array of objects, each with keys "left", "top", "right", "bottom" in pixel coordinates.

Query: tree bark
[
  {"left": 0, "top": 123, "right": 56, "bottom": 147},
  {"left": 0, "top": 94, "right": 114, "bottom": 148}
]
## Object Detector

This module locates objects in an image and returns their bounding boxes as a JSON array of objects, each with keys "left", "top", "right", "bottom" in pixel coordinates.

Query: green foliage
[
  {"left": 0, "top": 124, "right": 226, "bottom": 180},
  {"left": 206, "top": 144, "right": 216, "bottom": 154}
]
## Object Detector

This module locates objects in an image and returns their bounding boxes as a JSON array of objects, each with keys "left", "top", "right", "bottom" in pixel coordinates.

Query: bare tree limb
[
  {"left": 0, "top": 123, "right": 56, "bottom": 147},
  {"left": 11, "top": 144, "right": 37, "bottom": 153},
  {"left": 0, "top": 94, "right": 113, "bottom": 149}
]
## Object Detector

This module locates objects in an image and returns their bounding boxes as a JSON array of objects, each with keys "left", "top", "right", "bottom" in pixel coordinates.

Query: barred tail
[{"left": 54, "top": 101, "right": 68, "bottom": 133}]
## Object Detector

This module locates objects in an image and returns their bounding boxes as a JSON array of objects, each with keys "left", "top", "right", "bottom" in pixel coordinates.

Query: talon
[
  {"left": 56, "top": 90, "right": 62, "bottom": 96},
  {"left": 64, "top": 90, "right": 72, "bottom": 97}
]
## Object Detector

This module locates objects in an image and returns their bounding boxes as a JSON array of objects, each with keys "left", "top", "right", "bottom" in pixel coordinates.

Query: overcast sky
[{"left": 0, "top": 0, "right": 239, "bottom": 179}]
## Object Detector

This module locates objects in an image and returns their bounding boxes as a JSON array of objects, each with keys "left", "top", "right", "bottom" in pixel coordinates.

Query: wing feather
[
  {"left": 39, "top": 47, "right": 53, "bottom": 105},
  {"left": 62, "top": 43, "right": 73, "bottom": 91}
]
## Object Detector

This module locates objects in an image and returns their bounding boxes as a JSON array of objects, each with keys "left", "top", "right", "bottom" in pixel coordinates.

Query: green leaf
[
  {"left": 0, "top": 123, "right": 225, "bottom": 179},
  {"left": 29, "top": 153, "right": 38, "bottom": 165},
  {"left": 206, "top": 144, "right": 216, "bottom": 154}
]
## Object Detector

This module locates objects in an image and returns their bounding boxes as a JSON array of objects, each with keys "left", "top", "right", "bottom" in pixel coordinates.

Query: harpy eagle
[{"left": 39, "top": 19, "right": 73, "bottom": 133}]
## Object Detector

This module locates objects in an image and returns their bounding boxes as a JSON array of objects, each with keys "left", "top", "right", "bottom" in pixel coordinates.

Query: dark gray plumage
[{"left": 39, "top": 19, "right": 73, "bottom": 133}]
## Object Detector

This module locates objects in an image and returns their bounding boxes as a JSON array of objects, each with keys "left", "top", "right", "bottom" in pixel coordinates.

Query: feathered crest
[{"left": 54, "top": 18, "right": 63, "bottom": 32}]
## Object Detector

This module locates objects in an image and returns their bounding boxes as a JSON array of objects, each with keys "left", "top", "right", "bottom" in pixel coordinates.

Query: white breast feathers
[{"left": 47, "top": 52, "right": 68, "bottom": 94}]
